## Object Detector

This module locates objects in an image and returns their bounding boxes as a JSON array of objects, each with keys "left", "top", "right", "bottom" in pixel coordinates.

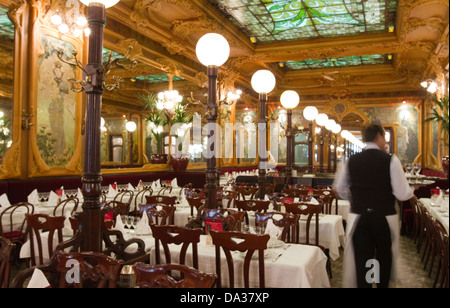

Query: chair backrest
[
  {"left": 0, "top": 236, "right": 15, "bottom": 288},
  {"left": 255, "top": 212, "right": 299, "bottom": 243},
  {"left": 114, "top": 190, "right": 134, "bottom": 206},
  {"left": 235, "top": 185, "right": 259, "bottom": 200},
  {"left": 218, "top": 190, "right": 238, "bottom": 208},
  {"left": 186, "top": 197, "right": 205, "bottom": 217},
  {"left": 235, "top": 199, "right": 270, "bottom": 225},
  {"left": 151, "top": 225, "right": 202, "bottom": 269},
  {"left": 101, "top": 201, "right": 130, "bottom": 227},
  {"left": 132, "top": 188, "right": 153, "bottom": 215},
  {"left": 284, "top": 203, "right": 323, "bottom": 246},
  {"left": 0, "top": 202, "right": 35, "bottom": 244},
  {"left": 431, "top": 217, "right": 449, "bottom": 288},
  {"left": 25, "top": 214, "right": 66, "bottom": 266},
  {"left": 139, "top": 204, "right": 174, "bottom": 226},
  {"left": 203, "top": 209, "right": 237, "bottom": 232},
  {"left": 282, "top": 188, "right": 310, "bottom": 198},
  {"left": 184, "top": 188, "right": 206, "bottom": 199},
  {"left": 235, "top": 200, "right": 270, "bottom": 212},
  {"left": 133, "top": 263, "right": 217, "bottom": 288},
  {"left": 145, "top": 195, "right": 177, "bottom": 207},
  {"left": 55, "top": 251, "right": 123, "bottom": 288},
  {"left": 313, "top": 189, "right": 335, "bottom": 214},
  {"left": 210, "top": 230, "right": 270, "bottom": 288},
  {"left": 52, "top": 197, "right": 79, "bottom": 216}
]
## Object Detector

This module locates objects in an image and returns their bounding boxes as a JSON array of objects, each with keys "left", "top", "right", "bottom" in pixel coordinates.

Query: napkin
[
  {"left": 265, "top": 219, "right": 282, "bottom": 240},
  {"left": 114, "top": 215, "right": 126, "bottom": 234},
  {"left": 151, "top": 181, "right": 158, "bottom": 192},
  {"left": 27, "top": 189, "right": 39, "bottom": 205},
  {"left": 135, "top": 211, "right": 152, "bottom": 235},
  {"left": 27, "top": 269, "right": 51, "bottom": 288},
  {"left": 310, "top": 197, "right": 320, "bottom": 205},
  {"left": 435, "top": 191, "right": 443, "bottom": 206},
  {"left": 107, "top": 185, "right": 117, "bottom": 198},
  {"left": 63, "top": 211, "right": 74, "bottom": 236},
  {"left": 77, "top": 188, "right": 84, "bottom": 203},
  {"left": 171, "top": 178, "right": 179, "bottom": 188},
  {"left": 128, "top": 183, "right": 135, "bottom": 191},
  {"left": 0, "top": 193, "right": 11, "bottom": 208},
  {"left": 48, "top": 191, "right": 60, "bottom": 207}
]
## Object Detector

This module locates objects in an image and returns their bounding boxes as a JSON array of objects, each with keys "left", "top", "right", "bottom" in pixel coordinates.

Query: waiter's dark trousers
[{"left": 352, "top": 212, "right": 392, "bottom": 288}]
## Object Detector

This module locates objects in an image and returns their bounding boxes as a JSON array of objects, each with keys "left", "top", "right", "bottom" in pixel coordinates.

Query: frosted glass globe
[
  {"left": 79, "top": 0, "right": 120, "bottom": 8},
  {"left": 315, "top": 113, "right": 329, "bottom": 126},
  {"left": 280, "top": 90, "right": 300, "bottom": 109},
  {"left": 196, "top": 33, "right": 230, "bottom": 67},
  {"left": 303, "top": 106, "right": 318, "bottom": 121},
  {"left": 126, "top": 121, "right": 137, "bottom": 132},
  {"left": 251, "top": 70, "right": 276, "bottom": 94}
]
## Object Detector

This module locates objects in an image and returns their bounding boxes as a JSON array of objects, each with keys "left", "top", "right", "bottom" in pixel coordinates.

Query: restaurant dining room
[{"left": 0, "top": 0, "right": 448, "bottom": 292}]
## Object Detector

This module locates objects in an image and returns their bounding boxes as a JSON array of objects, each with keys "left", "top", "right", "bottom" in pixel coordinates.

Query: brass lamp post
[
  {"left": 303, "top": 106, "right": 319, "bottom": 174},
  {"left": 57, "top": 0, "right": 136, "bottom": 251},
  {"left": 251, "top": 70, "right": 276, "bottom": 199},
  {"left": 280, "top": 90, "right": 300, "bottom": 186},
  {"left": 195, "top": 33, "right": 230, "bottom": 209}
]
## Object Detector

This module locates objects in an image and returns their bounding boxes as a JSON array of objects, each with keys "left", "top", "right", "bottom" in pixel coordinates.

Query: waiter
[{"left": 333, "top": 124, "right": 414, "bottom": 288}]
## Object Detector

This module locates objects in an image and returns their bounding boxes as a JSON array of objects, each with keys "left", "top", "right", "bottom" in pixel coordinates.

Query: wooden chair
[
  {"left": 132, "top": 187, "right": 153, "bottom": 216},
  {"left": 0, "top": 202, "right": 35, "bottom": 247},
  {"left": 431, "top": 218, "right": 449, "bottom": 288},
  {"left": 255, "top": 212, "right": 299, "bottom": 243},
  {"left": 313, "top": 189, "right": 336, "bottom": 215},
  {"left": 145, "top": 195, "right": 177, "bottom": 224},
  {"left": 114, "top": 190, "right": 134, "bottom": 210},
  {"left": 145, "top": 195, "right": 177, "bottom": 207},
  {"left": 210, "top": 230, "right": 270, "bottom": 288},
  {"left": 139, "top": 204, "right": 174, "bottom": 226},
  {"left": 235, "top": 185, "right": 259, "bottom": 200},
  {"left": 133, "top": 263, "right": 217, "bottom": 288},
  {"left": 11, "top": 231, "right": 83, "bottom": 288},
  {"left": 0, "top": 236, "right": 15, "bottom": 288},
  {"left": 24, "top": 213, "right": 66, "bottom": 266},
  {"left": 186, "top": 197, "right": 205, "bottom": 217},
  {"left": 235, "top": 199, "right": 270, "bottom": 226},
  {"left": 54, "top": 251, "right": 123, "bottom": 288},
  {"left": 151, "top": 225, "right": 202, "bottom": 269},
  {"left": 101, "top": 200, "right": 130, "bottom": 228},
  {"left": 217, "top": 190, "right": 238, "bottom": 208},
  {"left": 203, "top": 208, "right": 237, "bottom": 232},
  {"left": 102, "top": 222, "right": 147, "bottom": 265},
  {"left": 52, "top": 197, "right": 79, "bottom": 216},
  {"left": 284, "top": 202, "right": 332, "bottom": 277},
  {"left": 184, "top": 187, "right": 206, "bottom": 199}
]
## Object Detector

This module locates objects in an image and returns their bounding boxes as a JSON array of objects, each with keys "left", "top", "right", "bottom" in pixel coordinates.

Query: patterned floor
[{"left": 329, "top": 234, "right": 437, "bottom": 288}]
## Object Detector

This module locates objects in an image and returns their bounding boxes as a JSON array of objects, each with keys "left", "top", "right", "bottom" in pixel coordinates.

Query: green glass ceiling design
[
  {"left": 134, "top": 75, "right": 185, "bottom": 84},
  {"left": 208, "top": 0, "right": 398, "bottom": 42},
  {"left": 284, "top": 54, "right": 393, "bottom": 70},
  {"left": 0, "top": 5, "right": 14, "bottom": 41}
]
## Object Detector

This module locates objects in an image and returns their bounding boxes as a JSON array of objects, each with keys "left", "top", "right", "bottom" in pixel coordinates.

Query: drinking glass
[
  {"left": 413, "top": 163, "right": 422, "bottom": 176},
  {"left": 405, "top": 164, "right": 413, "bottom": 176}
]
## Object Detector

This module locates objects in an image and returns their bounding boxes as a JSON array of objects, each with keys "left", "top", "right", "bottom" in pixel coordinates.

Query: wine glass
[
  {"left": 405, "top": 164, "right": 413, "bottom": 176},
  {"left": 413, "top": 163, "right": 422, "bottom": 176}
]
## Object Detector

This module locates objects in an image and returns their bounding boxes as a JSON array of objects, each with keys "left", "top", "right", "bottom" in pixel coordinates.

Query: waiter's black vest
[{"left": 348, "top": 149, "right": 396, "bottom": 216}]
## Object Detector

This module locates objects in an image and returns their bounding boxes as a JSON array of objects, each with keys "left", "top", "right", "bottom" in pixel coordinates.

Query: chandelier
[
  {"left": 51, "top": 0, "right": 90, "bottom": 37},
  {"left": 156, "top": 90, "right": 183, "bottom": 111}
]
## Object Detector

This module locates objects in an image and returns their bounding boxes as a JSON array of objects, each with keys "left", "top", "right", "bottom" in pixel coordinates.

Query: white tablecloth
[
  {"left": 419, "top": 198, "right": 449, "bottom": 233},
  {"left": 149, "top": 234, "right": 330, "bottom": 288}
]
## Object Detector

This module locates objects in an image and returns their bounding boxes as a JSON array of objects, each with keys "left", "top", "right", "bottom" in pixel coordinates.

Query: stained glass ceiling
[
  {"left": 284, "top": 54, "right": 393, "bottom": 70},
  {"left": 0, "top": 5, "right": 15, "bottom": 41},
  {"left": 208, "top": 0, "right": 398, "bottom": 43}
]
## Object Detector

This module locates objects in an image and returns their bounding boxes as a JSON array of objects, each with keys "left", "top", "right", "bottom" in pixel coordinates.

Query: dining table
[
  {"left": 419, "top": 198, "right": 449, "bottom": 233},
  {"left": 137, "top": 233, "right": 330, "bottom": 288}
]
